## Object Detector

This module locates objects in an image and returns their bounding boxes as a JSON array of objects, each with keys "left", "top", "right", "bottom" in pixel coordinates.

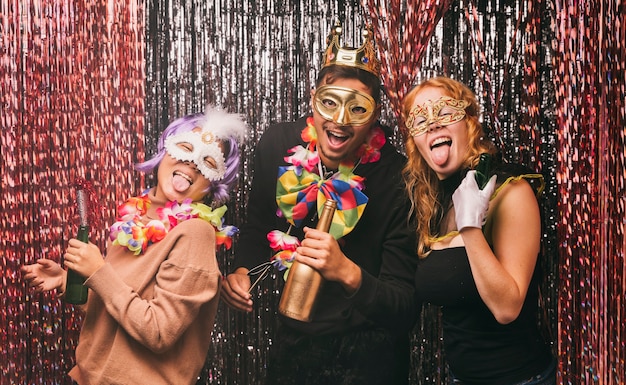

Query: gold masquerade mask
[
  {"left": 313, "top": 85, "right": 377, "bottom": 126},
  {"left": 405, "top": 96, "right": 470, "bottom": 137}
]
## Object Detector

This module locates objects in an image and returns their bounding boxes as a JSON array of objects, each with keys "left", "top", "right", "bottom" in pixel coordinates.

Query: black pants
[
  {"left": 265, "top": 325, "right": 409, "bottom": 385},
  {"left": 450, "top": 356, "right": 557, "bottom": 385}
]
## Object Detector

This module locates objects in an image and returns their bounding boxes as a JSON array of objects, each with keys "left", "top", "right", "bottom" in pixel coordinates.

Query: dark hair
[{"left": 315, "top": 65, "right": 382, "bottom": 103}]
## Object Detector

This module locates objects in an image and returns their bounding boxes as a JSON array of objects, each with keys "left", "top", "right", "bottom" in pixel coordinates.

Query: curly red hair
[{"left": 401, "top": 77, "right": 496, "bottom": 257}]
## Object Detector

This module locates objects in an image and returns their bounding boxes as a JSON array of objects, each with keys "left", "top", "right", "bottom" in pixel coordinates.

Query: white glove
[{"left": 452, "top": 170, "right": 497, "bottom": 231}]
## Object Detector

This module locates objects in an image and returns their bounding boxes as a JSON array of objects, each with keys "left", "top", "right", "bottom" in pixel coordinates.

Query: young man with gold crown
[{"left": 221, "top": 22, "right": 418, "bottom": 385}]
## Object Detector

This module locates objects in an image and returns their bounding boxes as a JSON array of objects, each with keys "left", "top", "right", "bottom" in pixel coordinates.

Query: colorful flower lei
[
  {"left": 268, "top": 117, "right": 385, "bottom": 279},
  {"left": 109, "top": 194, "right": 238, "bottom": 255}
]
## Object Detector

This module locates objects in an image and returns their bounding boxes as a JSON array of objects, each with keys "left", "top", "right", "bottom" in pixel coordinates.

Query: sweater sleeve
[
  {"left": 350, "top": 192, "right": 419, "bottom": 332},
  {"left": 85, "top": 219, "right": 221, "bottom": 353}
]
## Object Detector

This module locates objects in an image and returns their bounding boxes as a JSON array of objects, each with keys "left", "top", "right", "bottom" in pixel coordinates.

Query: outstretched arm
[{"left": 21, "top": 259, "right": 67, "bottom": 294}]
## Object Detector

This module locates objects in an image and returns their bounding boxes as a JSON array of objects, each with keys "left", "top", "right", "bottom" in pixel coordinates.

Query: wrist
[
  {"left": 459, "top": 226, "right": 483, "bottom": 236},
  {"left": 340, "top": 263, "right": 362, "bottom": 295},
  {"left": 57, "top": 272, "right": 67, "bottom": 298}
]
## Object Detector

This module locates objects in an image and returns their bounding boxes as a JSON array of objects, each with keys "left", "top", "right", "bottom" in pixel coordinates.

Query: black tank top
[{"left": 415, "top": 246, "right": 552, "bottom": 384}]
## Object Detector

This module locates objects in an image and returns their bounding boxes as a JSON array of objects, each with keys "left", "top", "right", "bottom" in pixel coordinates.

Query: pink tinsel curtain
[
  {"left": 553, "top": 0, "right": 625, "bottom": 383},
  {"left": 0, "top": 1, "right": 145, "bottom": 383}
]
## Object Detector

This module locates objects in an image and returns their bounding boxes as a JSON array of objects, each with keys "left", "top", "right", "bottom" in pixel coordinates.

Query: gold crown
[{"left": 321, "top": 21, "right": 381, "bottom": 77}]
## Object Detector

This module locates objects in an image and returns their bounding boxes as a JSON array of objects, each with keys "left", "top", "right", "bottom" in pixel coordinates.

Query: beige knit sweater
[{"left": 69, "top": 192, "right": 221, "bottom": 385}]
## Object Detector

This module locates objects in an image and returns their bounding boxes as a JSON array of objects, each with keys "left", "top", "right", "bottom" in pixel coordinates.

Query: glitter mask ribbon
[
  {"left": 313, "top": 85, "right": 377, "bottom": 126},
  {"left": 275, "top": 165, "right": 368, "bottom": 239},
  {"left": 405, "top": 96, "right": 470, "bottom": 137},
  {"left": 164, "top": 128, "right": 226, "bottom": 181}
]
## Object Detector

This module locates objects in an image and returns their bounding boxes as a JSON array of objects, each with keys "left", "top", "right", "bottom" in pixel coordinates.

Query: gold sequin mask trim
[{"left": 405, "top": 96, "right": 470, "bottom": 137}]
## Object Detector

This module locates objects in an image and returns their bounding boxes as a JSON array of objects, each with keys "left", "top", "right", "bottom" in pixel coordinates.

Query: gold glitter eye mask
[{"left": 405, "top": 96, "right": 470, "bottom": 137}]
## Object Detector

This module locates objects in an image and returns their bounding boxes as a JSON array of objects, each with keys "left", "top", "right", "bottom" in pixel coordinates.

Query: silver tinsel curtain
[{"left": 1, "top": 0, "right": 624, "bottom": 384}]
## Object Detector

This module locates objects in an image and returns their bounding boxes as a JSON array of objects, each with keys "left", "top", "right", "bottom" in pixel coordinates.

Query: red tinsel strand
[
  {"left": 519, "top": 0, "right": 542, "bottom": 170},
  {"left": 362, "top": 0, "right": 453, "bottom": 138},
  {"left": 553, "top": 0, "right": 625, "bottom": 383},
  {"left": 1, "top": 1, "right": 145, "bottom": 383}
]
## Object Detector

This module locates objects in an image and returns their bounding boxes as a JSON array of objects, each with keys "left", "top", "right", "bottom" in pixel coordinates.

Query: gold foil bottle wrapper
[{"left": 279, "top": 199, "right": 337, "bottom": 322}]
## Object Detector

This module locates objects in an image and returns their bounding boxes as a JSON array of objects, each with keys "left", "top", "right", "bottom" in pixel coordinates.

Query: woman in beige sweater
[{"left": 22, "top": 107, "right": 247, "bottom": 385}]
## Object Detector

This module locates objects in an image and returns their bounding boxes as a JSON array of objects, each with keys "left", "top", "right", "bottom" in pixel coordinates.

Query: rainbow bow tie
[{"left": 276, "top": 166, "right": 368, "bottom": 239}]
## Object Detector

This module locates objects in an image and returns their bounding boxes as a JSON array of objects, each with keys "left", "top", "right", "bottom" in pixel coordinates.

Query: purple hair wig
[{"left": 136, "top": 107, "right": 247, "bottom": 206}]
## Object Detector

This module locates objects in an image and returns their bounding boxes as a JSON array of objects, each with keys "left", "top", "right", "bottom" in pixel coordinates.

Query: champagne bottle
[
  {"left": 65, "top": 189, "right": 89, "bottom": 304},
  {"left": 279, "top": 199, "right": 337, "bottom": 322},
  {"left": 475, "top": 153, "right": 492, "bottom": 190}
]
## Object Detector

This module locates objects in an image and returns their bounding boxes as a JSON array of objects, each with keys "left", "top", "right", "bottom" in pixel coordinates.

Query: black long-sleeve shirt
[{"left": 235, "top": 116, "right": 418, "bottom": 335}]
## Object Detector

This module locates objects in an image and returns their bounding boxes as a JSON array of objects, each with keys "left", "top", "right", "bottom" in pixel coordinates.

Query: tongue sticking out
[
  {"left": 431, "top": 144, "right": 451, "bottom": 166},
  {"left": 172, "top": 174, "right": 191, "bottom": 192}
]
